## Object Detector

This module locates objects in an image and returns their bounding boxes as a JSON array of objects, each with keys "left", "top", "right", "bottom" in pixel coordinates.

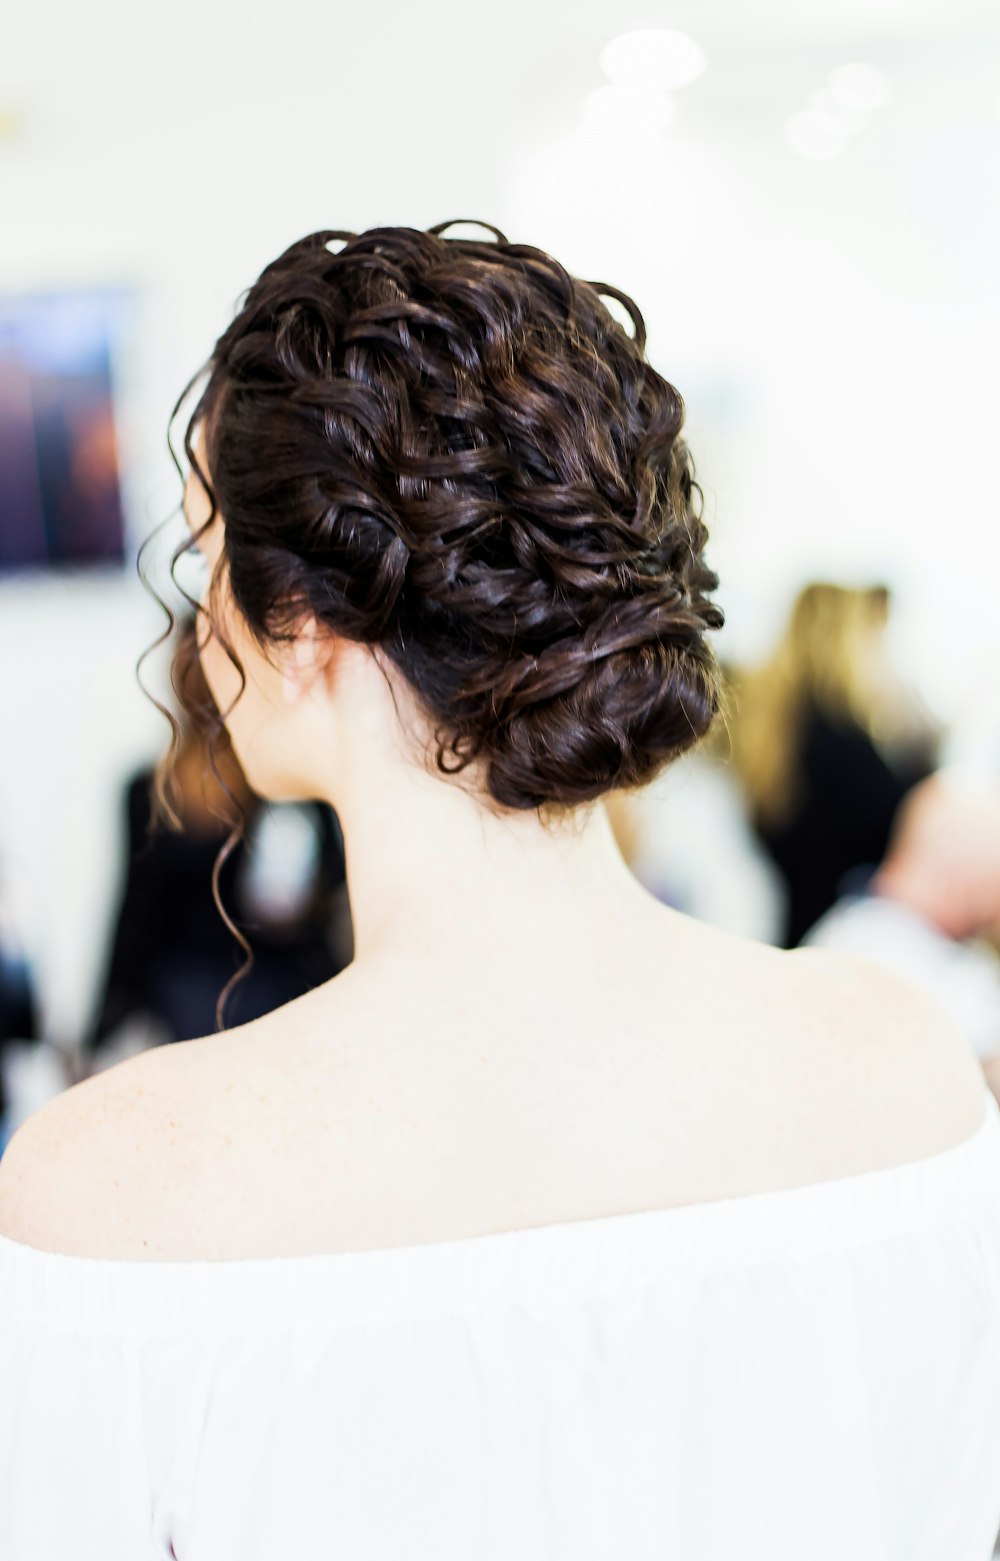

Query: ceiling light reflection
[{"left": 599, "top": 29, "right": 706, "bottom": 92}]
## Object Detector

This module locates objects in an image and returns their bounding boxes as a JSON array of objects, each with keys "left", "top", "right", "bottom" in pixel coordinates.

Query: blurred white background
[{"left": 1, "top": 0, "right": 998, "bottom": 1040}]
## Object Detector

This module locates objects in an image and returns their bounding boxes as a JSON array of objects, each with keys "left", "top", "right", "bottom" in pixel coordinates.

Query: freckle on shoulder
[{"left": 0, "top": 1043, "right": 196, "bottom": 1255}]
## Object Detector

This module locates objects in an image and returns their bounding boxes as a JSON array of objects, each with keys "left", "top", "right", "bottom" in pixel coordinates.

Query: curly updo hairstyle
[{"left": 176, "top": 219, "right": 724, "bottom": 812}]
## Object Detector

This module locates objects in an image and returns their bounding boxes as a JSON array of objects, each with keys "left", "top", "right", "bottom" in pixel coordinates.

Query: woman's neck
[{"left": 324, "top": 769, "right": 650, "bottom": 968}]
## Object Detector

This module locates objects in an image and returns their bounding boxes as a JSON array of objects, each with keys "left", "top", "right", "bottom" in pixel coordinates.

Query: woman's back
[{"left": 7, "top": 902, "right": 988, "bottom": 1263}]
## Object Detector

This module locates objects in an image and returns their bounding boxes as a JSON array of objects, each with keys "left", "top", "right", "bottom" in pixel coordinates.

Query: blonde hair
[{"left": 727, "top": 583, "right": 889, "bottom": 828}]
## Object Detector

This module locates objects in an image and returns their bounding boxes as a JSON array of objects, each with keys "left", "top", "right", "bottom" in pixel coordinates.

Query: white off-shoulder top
[{"left": 2, "top": 1091, "right": 1000, "bottom": 1561}]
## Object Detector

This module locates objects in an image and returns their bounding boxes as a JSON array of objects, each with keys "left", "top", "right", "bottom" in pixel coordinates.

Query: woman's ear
[{"left": 280, "top": 616, "right": 335, "bottom": 706}]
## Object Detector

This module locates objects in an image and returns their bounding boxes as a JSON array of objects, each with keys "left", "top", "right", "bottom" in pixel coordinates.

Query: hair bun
[{"left": 469, "top": 567, "right": 723, "bottom": 809}]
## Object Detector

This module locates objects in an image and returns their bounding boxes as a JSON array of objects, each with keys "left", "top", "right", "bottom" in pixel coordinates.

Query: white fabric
[
  {"left": 3, "top": 1093, "right": 1000, "bottom": 1560},
  {"left": 804, "top": 893, "right": 1000, "bottom": 1061}
]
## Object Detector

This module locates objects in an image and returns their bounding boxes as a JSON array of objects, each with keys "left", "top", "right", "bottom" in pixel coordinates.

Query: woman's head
[
  {"left": 782, "top": 582, "right": 889, "bottom": 713},
  {"left": 875, "top": 774, "right": 1000, "bottom": 941},
  {"left": 176, "top": 221, "right": 724, "bottom": 815}
]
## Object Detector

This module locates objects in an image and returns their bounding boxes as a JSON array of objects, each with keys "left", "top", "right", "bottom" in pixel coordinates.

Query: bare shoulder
[
  {"left": 777, "top": 942, "right": 989, "bottom": 1148},
  {"left": 0, "top": 976, "right": 370, "bottom": 1262},
  {"left": 0, "top": 1040, "right": 211, "bottom": 1259},
  {"left": 655, "top": 912, "right": 989, "bottom": 1165}
]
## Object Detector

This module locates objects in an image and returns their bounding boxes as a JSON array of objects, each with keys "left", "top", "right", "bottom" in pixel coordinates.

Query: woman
[
  {"left": 0, "top": 222, "right": 998, "bottom": 1559},
  {"left": 727, "top": 582, "right": 938, "bottom": 946}
]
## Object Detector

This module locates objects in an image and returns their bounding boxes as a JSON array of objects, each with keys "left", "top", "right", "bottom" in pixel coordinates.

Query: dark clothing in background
[
  {"left": 0, "top": 949, "right": 39, "bottom": 1119},
  {"left": 755, "top": 705, "right": 930, "bottom": 950},
  {"left": 89, "top": 772, "right": 348, "bottom": 1051}
]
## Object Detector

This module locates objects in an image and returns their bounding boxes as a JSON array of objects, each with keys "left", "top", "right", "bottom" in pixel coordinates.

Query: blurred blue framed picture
[{"left": 0, "top": 287, "right": 132, "bottom": 571}]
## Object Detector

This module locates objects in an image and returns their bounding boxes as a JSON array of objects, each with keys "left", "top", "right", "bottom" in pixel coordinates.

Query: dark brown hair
[{"left": 174, "top": 219, "right": 724, "bottom": 813}]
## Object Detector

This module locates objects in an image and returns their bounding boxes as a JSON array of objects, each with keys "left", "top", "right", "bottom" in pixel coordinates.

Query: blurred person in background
[
  {"left": 86, "top": 615, "right": 351, "bottom": 1071},
  {"left": 0, "top": 866, "right": 40, "bottom": 1156},
  {"left": 727, "top": 581, "right": 940, "bottom": 947},
  {"left": 803, "top": 773, "right": 1000, "bottom": 1104}
]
